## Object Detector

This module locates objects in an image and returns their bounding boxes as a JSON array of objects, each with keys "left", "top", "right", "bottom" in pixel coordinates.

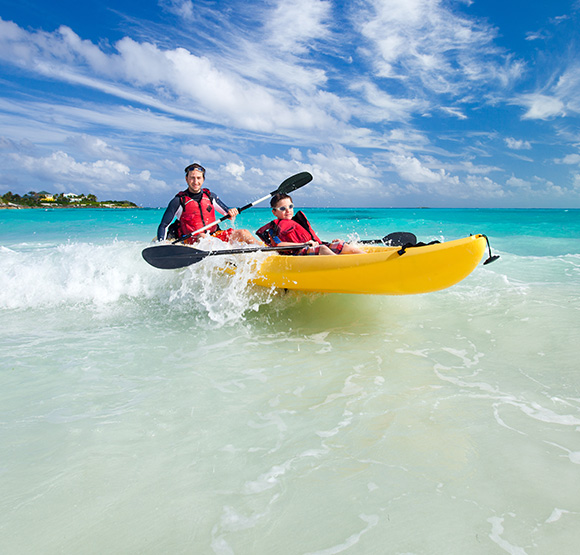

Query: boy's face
[{"left": 272, "top": 199, "right": 294, "bottom": 220}]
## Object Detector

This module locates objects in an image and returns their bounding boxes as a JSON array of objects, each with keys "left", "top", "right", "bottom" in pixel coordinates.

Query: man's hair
[
  {"left": 184, "top": 163, "right": 206, "bottom": 177},
  {"left": 270, "top": 192, "right": 292, "bottom": 208}
]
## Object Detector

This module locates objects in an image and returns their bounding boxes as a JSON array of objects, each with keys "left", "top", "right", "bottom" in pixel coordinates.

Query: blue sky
[{"left": 1, "top": 0, "right": 579, "bottom": 208}]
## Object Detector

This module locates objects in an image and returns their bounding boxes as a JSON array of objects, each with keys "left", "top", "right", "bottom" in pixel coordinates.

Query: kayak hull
[{"left": 249, "top": 234, "right": 487, "bottom": 295}]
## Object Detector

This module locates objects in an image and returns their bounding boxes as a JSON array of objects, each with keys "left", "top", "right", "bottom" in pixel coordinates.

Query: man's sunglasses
[{"left": 184, "top": 164, "right": 206, "bottom": 174}]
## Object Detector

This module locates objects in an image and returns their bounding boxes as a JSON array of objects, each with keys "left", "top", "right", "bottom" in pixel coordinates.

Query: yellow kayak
[{"left": 249, "top": 234, "right": 488, "bottom": 295}]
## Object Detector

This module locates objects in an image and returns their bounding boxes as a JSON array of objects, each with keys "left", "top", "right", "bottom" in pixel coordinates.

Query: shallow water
[{"left": 1, "top": 208, "right": 579, "bottom": 554}]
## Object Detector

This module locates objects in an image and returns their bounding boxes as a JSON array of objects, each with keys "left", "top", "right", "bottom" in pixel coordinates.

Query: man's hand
[{"left": 227, "top": 208, "right": 238, "bottom": 221}]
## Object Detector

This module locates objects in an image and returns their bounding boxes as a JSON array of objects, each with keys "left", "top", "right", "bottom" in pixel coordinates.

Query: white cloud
[
  {"left": 506, "top": 174, "right": 568, "bottom": 198},
  {"left": 387, "top": 152, "right": 507, "bottom": 199},
  {"left": 307, "top": 144, "right": 378, "bottom": 182},
  {"left": 505, "top": 137, "right": 532, "bottom": 150},
  {"left": 264, "top": 0, "right": 332, "bottom": 54},
  {"left": 350, "top": 80, "right": 425, "bottom": 122},
  {"left": 554, "top": 64, "right": 580, "bottom": 114},
  {"left": 180, "top": 145, "right": 230, "bottom": 163},
  {"left": 247, "top": 144, "right": 398, "bottom": 203},
  {"left": 66, "top": 135, "right": 129, "bottom": 162},
  {"left": 557, "top": 153, "right": 580, "bottom": 165},
  {"left": 0, "top": 19, "right": 340, "bottom": 139},
  {"left": 517, "top": 93, "right": 566, "bottom": 120},
  {"left": 463, "top": 175, "right": 505, "bottom": 198},
  {"left": 440, "top": 106, "right": 468, "bottom": 120},
  {"left": 225, "top": 161, "right": 245, "bottom": 181},
  {"left": 506, "top": 175, "right": 531, "bottom": 189},
  {"left": 511, "top": 65, "right": 580, "bottom": 122},
  {"left": 159, "top": 0, "right": 195, "bottom": 21},
  {"left": 436, "top": 159, "right": 502, "bottom": 175},
  {"left": 525, "top": 30, "right": 550, "bottom": 41},
  {"left": 285, "top": 148, "right": 301, "bottom": 162},
  {"left": 0, "top": 97, "right": 204, "bottom": 150},
  {"left": 356, "top": 0, "right": 523, "bottom": 97},
  {"left": 13, "top": 150, "right": 169, "bottom": 193},
  {"left": 0, "top": 9, "right": 530, "bottom": 166},
  {"left": 389, "top": 153, "right": 450, "bottom": 184},
  {"left": 0, "top": 17, "right": 412, "bottom": 153}
]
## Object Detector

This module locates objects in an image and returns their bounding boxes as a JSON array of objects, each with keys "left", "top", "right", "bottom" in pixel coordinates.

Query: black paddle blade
[
  {"left": 360, "top": 232, "right": 417, "bottom": 246},
  {"left": 276, "top": 172, "right": 313, "bottom": 195},
  {"left": 142, "top": 244, "right": 207, "bottom": 269},
  {"left": 384, "top": 232, "right": 417, "bottom": 246}
]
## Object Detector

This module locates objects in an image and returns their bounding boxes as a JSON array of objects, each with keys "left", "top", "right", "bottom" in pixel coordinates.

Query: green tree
[
  {"left": 2, "top": 191, "right": 22, "bottom": 203},
  {"left": 55, "top": 193, "right": 70, "bottom": 205}
]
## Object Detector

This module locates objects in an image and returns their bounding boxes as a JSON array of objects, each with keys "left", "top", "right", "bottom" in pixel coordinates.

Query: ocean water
[{"left": 1, "top": 207, "right": 579, "bottom": 554}]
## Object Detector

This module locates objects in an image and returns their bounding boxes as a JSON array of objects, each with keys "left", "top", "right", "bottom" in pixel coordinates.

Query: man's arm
[
  {"left": 210, "top": 192, "right": 231, "bottom": 216},
  {"left": 156, "top": 196, "right": 182, "bottom": 241}
]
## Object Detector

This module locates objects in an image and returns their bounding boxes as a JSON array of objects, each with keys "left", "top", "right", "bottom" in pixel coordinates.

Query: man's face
[{"left": 186, "top": 169, "right": 204, "bottom": 193}]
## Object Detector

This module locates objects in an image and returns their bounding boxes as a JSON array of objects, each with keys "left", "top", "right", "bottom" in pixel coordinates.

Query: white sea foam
[
  {"left": 304, "top": 514, "right": 380, "bottom": 555},
  {"left": 488, "top": 516, "right": 528, "bottom": 555},
  {"left": 0, "top": 238, "right": 279, "bottom": 324},
  {"left": 0, "top": 241, "right": 152, "bottom": 309},
  {"left": 545, "top": 508, "right": 571, "bottom": 523}
]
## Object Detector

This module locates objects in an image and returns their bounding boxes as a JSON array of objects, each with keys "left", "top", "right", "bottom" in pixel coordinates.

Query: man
[{"left": 157, "top": 163, "right": 258, "bottom": 244}]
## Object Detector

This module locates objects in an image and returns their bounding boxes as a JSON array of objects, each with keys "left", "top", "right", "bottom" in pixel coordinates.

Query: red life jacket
[
  {"left": 256, "top": 211, "right": 321, "bottom": 246},
  {"left": 177, "top": 188, "right": 218, "bottom": 237}
]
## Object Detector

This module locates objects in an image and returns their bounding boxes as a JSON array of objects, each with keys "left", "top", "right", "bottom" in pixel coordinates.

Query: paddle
[
  {"left": 173, "top": 171, "right": 313, "bottom": 244},
  {"left": 359, "top": 232, "right": 417, "bottom": 247},
  {"left": 142, "top": 243, "right": 309, "bottom": 270}
]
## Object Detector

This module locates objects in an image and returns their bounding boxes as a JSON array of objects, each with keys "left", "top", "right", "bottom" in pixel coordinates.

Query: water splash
[{"left": 0, "top": 239, "right": 278, "bottom": 325}]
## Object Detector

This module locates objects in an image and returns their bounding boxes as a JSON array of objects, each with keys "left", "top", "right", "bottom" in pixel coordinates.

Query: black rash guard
[{"left": 156, "top": 189, "right": 231, "bottom": 241}]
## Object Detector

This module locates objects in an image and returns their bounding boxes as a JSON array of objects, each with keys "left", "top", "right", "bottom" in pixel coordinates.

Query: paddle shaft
[{"left": 196, "top": 243, "right": 309, "bottom": 258}]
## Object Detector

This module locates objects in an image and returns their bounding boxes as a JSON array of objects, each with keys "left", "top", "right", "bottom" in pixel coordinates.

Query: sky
[{"left": 1, "top": 0, "right": 580, "bottom": 208}]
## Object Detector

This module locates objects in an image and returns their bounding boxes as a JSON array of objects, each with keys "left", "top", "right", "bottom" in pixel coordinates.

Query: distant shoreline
[{"left": 0, "top": 203, "right": 140, "bottom": 210}]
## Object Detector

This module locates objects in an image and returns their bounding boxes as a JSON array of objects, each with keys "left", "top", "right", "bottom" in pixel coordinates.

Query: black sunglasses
[{"left": 184, "top": 163, "right": 205, "bottom": 175}]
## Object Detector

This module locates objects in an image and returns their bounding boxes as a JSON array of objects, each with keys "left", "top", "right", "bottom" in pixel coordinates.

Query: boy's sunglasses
[{"left": 275, "top": 204, "right": 294, "bottom": 212}]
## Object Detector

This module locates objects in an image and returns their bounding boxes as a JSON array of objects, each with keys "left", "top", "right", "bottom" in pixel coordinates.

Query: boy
[{"left": 256, "top": 193, "right": 364, "bottom": 255}]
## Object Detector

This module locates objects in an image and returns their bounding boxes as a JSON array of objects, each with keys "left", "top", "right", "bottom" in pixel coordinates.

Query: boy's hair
[{"left": 270, "top": 192, "right": 292, "bottom": 208}]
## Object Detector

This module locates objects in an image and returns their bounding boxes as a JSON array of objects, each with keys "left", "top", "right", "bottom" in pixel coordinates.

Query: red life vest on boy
[
  {"left": 177, "top": 188, "right": 218, "bottom": 237},
  {"left": 256, "top": 211, "right": 321, "bottom": 246}
]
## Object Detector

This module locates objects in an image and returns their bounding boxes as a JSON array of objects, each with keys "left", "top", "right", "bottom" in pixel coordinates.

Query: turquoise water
[{"left": 1, "top": 207, "right": 579, "bottom": 554}]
